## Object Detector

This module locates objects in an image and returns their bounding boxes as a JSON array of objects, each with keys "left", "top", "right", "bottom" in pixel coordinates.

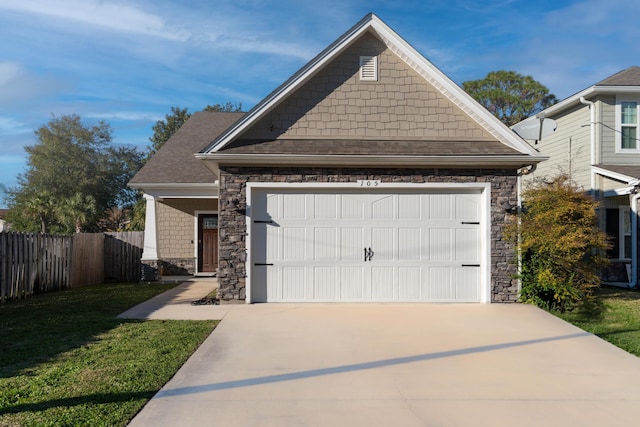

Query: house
[
  {"left": 129, "top": 13, "right": 546, "bottom": 303},
  {"left": 517, "top": 66, "right": 640, "bottom": 286}
]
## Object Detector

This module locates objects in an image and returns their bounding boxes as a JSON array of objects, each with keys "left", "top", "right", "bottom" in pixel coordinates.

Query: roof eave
[
  {"left": 196, "top": 153, "right": 547, "bottom": 169},
  {"left": 534, "top": 86, "right": 640, "bottom": 118},
  {"left": 127, "top": 182, "right": 218, "bottom": 199}
]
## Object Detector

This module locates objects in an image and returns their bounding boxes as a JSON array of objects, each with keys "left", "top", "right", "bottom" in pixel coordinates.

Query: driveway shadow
[{"left": 157, "top": 331, "right": 590, "bottom": 398}]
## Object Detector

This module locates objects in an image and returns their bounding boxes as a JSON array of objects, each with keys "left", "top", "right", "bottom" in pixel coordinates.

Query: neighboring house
[
  {"left": 129, "top": 13, "right": 545, "bottom": 303},
  {"left": 518, "top": 66, "right": 640, "bottom": 286}
]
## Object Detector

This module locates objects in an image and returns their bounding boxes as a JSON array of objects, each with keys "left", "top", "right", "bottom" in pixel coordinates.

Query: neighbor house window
[
  {"left": 606, "top": 206, "right": 632, "bottom": 259},
  {"left": 617, "top": 100, "right": 639, "bottom": 151}
]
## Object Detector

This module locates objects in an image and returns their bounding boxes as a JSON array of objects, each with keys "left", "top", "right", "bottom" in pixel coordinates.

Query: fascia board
[
  {"left": 529, "top": 86, "right": 640, "bottom": 119},
  {"left": 196, "top": 153, "right": 548, "bottom": 168},
  {"left": 592, "top": 165, "right": 639, "bottom": 184},
  {"left": 128, "top": 182, "right": 218, "bottom": 199}
]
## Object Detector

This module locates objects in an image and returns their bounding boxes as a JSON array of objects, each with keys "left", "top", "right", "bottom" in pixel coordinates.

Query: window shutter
[{"left": 360, "top": 56, "right": 377, "bottom": 81}]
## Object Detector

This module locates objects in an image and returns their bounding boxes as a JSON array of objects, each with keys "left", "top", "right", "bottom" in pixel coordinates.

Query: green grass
[
  {"left": 556, "top": 286, "right": 640, "bottom": 357},
  {"left": 0, "top": 283, "right": 218, "bottom": 427}
]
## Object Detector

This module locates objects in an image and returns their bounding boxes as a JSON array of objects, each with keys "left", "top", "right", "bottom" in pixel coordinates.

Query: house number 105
[{"left": 358, "top": 180, "right": 381, "bottom": 187}]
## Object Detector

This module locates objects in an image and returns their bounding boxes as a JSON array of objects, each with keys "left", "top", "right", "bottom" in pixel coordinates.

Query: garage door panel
[
  {"left": 372, "top": 266, "right": 394, "bottom": 300},
  {"left": 265, "top": 266, "right": 280, "bottom": 301},
  {"left": 341, "top": 227, "right": 364, "bottom": 260},
  {"left": 454, "top": 193, "right": 480, "bottom": 221},
  {"left": 399, "top": 267, "right": 421, "bottom": 300},
  {"left": 398, "top": 227, "right": 421, "bottom": 261},
  {"left": 429, "top": 228, "right": 452, "bottom": 261},
  {"left": 282, "top": 193, "right": 306, "bottom": 218},
  {"left": 455, "top": 228, "right": 480, "bottom": 261},
  {"left": 371, "top": 195, "right": 394, "bottom": 219},
  {"left": 455, "top": 267, "right": 480, "bottom": 301},
  {"left": 428, "top": 267, "right": 452, "bottom": 300},
  {"left": 314, "top": 227, "right": 337, "bottom": 260},
  {"left": 283, "top": 228, "right": 306, "bottom": 260},
  {"left": 314, "top": 266, "right": 337, "bottom": 299},
  {"left": 429, "top": 194, "right": 452, "bottom": 220},
  {"left": 398, "top": 194, "right": 421, "bottom": 219},
  {"left": 265, "top": 225, "right": 280, "bottom": 261},
  {"left": 341, "top": 195, "right": 364, "bottom": 219},
  {"left": 314, "top": 194, "right": 337, "bottom": 219},
  {"left": 282, "top": 267, "right": 305, "bottom": 300},
  {"left": 371, "top": 227, "right": 394, "bottom": 261},
  {"left": 340, "top": 266, "right": 364, "bottom": 299}
]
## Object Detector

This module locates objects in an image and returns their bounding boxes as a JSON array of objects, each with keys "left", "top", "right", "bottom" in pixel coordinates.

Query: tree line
[
  {"left": 5, "top": 71, "right": 554, "bottom": 235},
  {"left": 4, "top": 103, "right": 242, "bottom": 234}
]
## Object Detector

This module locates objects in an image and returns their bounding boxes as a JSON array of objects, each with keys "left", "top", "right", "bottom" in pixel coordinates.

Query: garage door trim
[{"left": 245, "top": 182, "right": 492, "bottom": 303}]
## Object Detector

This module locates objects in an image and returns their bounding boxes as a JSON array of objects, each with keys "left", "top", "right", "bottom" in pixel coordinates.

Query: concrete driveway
[{"left": 126, "top": 287, "right": 640, "bottom": 426}]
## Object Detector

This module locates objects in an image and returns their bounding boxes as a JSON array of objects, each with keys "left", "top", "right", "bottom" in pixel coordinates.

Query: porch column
[{"left": 141, "top": 193, "right": 160, "bottom": 280}]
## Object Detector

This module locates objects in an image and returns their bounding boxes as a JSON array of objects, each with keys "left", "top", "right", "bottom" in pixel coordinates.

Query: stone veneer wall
[{"left": 218, "top": 167, "right": 519, "bottom": 303}]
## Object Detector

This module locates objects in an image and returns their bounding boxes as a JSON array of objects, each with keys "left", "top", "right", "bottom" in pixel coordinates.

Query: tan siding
[
  {"left": 600, "top": 95, "right": 640, "bottom": 165},
  {"left": 599, "top": 96, "right": 617, "bottom": 164},
  {"left": 601, "top": 175, "right": 632, "bottom": 193},
  {"left": 242, "top": 32, "right": 494, "bottom": 142},
  {"left": 156, "top": 199, "right": 217, "bottom": 258},
  {"left": 524, "top": 105, "right": 591, "bottom": 190}
]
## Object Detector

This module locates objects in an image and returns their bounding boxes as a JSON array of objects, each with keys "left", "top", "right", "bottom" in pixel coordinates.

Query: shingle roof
[
  {"left": 129, "top": 112, "right": 245, "bottom": 185},
  {"left": 595, "top": 164, "right": 640, "bottom": 180},
  {"left": 219, "top": 138, "right": 524, "bottom": 156},
  {"left": 597, "top": 66, "right": 640, "bottom": 86}
]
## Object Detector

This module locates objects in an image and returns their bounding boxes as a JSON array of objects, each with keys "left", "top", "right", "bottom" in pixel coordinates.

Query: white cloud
[
  {"left": 0, "top": 61, "right": 69, "bottom": 111},
  {"left": 85, "top": 111, "right": 162, "bottom": 122},
  {"left": 0, "top": 117, "right": 29, "bottom": 135},
  {"left": 0, "top": 0, "right": 189, "bottom": 41}
]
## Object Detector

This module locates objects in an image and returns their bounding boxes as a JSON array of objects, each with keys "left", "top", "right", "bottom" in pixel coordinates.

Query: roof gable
[{"left": 201, "top": 13, "right": 538, "bottom": 157}]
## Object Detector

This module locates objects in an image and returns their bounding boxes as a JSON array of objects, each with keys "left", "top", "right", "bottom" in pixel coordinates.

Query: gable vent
[{"left": 359, "top": 55, "right": 377, "bottom": 81}]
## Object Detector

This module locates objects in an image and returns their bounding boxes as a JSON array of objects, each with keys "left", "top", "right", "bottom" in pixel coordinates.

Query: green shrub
[{"left": 507, "top": 175, "right": 610, "bottom": 311}]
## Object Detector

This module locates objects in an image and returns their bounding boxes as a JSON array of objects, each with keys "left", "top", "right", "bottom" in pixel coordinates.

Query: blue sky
[{"left": 1, "top": 0, "right": 639, "bottom": 205}]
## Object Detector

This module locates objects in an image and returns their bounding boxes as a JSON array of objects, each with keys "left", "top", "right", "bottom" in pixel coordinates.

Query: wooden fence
[{"left": 0, "top": 231, "right": 144, "bottom": 302}]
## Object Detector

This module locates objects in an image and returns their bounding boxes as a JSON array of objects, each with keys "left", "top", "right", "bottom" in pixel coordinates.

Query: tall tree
[
  {"left": 148, "top": 106, "right": 191, "bottom": 155},
  {"left": 463, "top": 70, "right": 557, "bottom": 126},
  {"left": 203, "top": 102, "right": 243, "bottom": 112},
  {"left": 6, "top": 114, "right": 144, "bottom": 234}
]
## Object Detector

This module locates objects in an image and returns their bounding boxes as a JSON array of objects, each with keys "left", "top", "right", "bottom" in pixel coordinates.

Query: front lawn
[
  {"left": 0, "top": 283, "right": 218, "bottom": 427},
  {"left": 556, "top": 286, "right": 640, "bottom": 357}
]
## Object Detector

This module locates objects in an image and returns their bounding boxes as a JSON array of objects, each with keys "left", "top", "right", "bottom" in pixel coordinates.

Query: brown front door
[{"left": 198, "top": 214, "right": 218, "bottom": 273}]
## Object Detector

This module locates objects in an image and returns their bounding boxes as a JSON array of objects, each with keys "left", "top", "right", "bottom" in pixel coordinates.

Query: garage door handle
[
  {"left": 364, "top": 247, "right": 374, "bottom": 262},
  {"left": 254, "top": 263, "right": 274, "bottom": 266},
  {"left": 462, "top": 264, "right": 480, "bottom": 267},
  {"left": 461, "top": 221, "right": 480, "bottom": 225}
]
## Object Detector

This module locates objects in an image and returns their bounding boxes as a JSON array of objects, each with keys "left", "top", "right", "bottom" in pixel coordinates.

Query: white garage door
[{"left": 250, "top": 188, "right": 484, "bottom": 302}]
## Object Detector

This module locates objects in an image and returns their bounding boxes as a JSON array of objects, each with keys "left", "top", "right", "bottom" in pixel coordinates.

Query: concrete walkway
[{"left": 122, "top": 290, "right": 640, "bottom": 426}]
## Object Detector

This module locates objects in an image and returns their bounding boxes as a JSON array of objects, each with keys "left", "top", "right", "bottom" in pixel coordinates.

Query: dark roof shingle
[
  {"left": 219, "top": 138, "right": 523, "bottom": 156},
  {"left": 129, "top": 111, "right": 245, "bottom": 185},
  {"left": 597, "top": 66, "right": 640, "bottom": 86}
]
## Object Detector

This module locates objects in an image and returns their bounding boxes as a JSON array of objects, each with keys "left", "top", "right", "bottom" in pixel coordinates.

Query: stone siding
[
  {"left": 239, "top": 33, "right": 493, "bottom": 142},
  {"left": 218, "top": 167, "right": 519, "bottom": 303}
]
